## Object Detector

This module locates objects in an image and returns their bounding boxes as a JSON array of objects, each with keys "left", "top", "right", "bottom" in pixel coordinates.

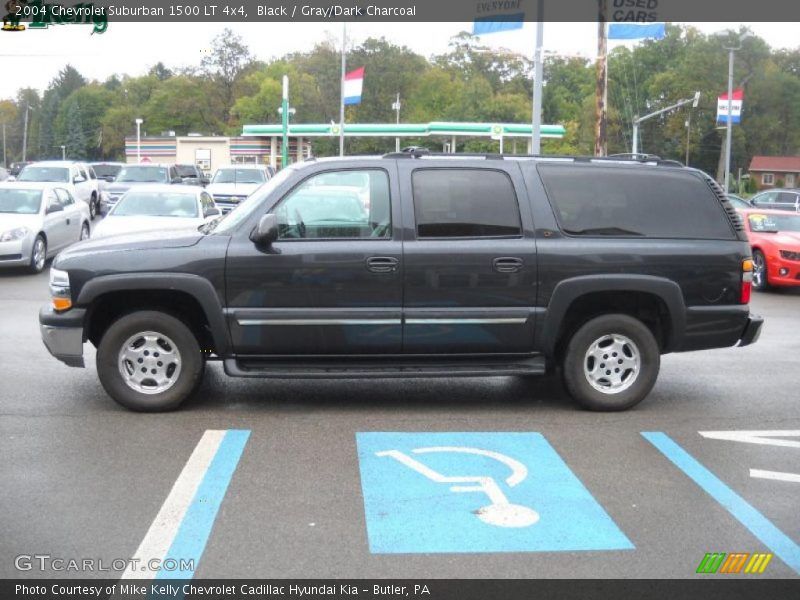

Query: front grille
[
  {"left": 780, "top": 250, "right": 800, "bottom": 261},
  {"left": 0, "top": 254, "right": 23, "bottom": 261}
]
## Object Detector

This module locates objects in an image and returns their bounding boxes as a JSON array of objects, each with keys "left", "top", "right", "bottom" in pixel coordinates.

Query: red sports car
[{"left": 740, "top": 209, "right": 800, "bottom": 290}]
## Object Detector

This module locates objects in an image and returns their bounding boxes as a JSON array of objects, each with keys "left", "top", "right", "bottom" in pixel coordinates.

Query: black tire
[
  {"left": 89, "top": 194, "right": 97, "bottom": 220},
  {"left": 28, "top": 234, "right": 47, "bottom": 274},
  {"left": 752, "top": 249, "right": 770, "bottom": 291},
  {"left": 96, "top": 311, "right": 205, "bottom": 411},
  {"left": 561, "top": 314, "right": 660, "bottom": 411},
  {"left": 80, "top": 221, "right": 90, "bottom": 241}
]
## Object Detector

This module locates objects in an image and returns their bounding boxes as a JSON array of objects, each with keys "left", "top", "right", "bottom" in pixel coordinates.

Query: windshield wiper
[{"left": 563, "top": 226, "right": 645, "bottom": 237}]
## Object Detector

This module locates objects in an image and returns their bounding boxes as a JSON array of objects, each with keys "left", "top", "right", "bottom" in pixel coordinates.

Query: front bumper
[
  {"left": 0, "top": 237, "right": 33, "bottom": 268},
  {"left": 738, "top": 313, "right": 764, "bottom": 347},
  {"left": 39, "top": 306, "right": 86, "bottom": 367}
]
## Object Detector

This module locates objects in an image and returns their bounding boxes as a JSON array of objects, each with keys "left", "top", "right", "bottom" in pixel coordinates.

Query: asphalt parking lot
[{"left": 1, "top": 265, "right": 798, "bottom": 580}]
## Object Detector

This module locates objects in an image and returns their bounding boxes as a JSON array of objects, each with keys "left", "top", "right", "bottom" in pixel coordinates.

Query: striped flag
[
  {"left": 717, "top": 89, "right": 744, "bottom": 124},
  {"left": 344, "top": 66, "right": 365, "bottom": 106}
]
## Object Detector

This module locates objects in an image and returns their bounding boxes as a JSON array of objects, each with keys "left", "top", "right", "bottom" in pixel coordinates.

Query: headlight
[
  {"left": 49, "top": 268, "right": 72, "bottom": 311},
  {"left": 779, "top": 250, "right": 800, "bottom": 261},
  {"left": 0, "top": 226, "right": 29, "bottom": 242}
]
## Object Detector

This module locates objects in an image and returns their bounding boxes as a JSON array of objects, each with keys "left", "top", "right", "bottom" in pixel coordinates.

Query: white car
[
  {"left": 0, "top": 182, "right": 91, "bottom": 273},
  {"left": 92, "top": 185, "right": 220, "bottom": 239},
  {"left": 16, "top": 161, "right": 101, "bottom": 220},
  {"left": 206, "top": 165, "right": 272, "bottom": 213}
]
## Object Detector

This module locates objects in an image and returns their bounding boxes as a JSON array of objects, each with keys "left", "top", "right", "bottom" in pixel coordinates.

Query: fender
[
  {"left": 538, "top": 274, "right": 687, "bottom": 355},
  {"left": 77, "top": 273, "right": 231, "bottom": 355}
]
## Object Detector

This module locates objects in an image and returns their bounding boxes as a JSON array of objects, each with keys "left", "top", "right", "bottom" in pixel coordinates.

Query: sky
[{"left": 2, "top": 22, "right": 799, "bottom": 101}]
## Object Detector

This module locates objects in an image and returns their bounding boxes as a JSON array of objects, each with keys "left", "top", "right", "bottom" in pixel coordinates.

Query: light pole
[
  {"left": 392, "top": 93, "right": 401, "bottom": 152},
  {"left": 2, "top": 121, "right": 6, "bottom": 168},
  {"left": 59, "top": 145, "right": 66, "bottom": 160},
  {"left": 632, "top": 92, "right": 700, "bottom": 156},
  {"left": 22, "top": 104, "right": 32, "bottom": 162},
  {"left": 722, "top": 32, "right": 751, "bottom": 193},
  {"left": 278, "top": 102, "right": 296, "bottom": 168},
  {"left": 135, "top": 118, "right": 143, "bottom": 163}
]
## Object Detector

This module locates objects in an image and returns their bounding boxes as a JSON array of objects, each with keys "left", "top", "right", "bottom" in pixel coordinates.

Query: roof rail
[{"left": 378, "top": 151, "right": 685, "bottom": 166}]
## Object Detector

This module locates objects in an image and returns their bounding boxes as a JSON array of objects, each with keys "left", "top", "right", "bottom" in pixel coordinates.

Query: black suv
[{"left": 39, "top": 153, "right": 763, "bottom": 412}]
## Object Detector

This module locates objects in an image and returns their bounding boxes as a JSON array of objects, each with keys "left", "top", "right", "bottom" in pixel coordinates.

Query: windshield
[
  {"left": 116, "top": 166, "right": 169, "bottom": 183},
  {"left": 212, "top": 168, "right": 266, "bottom": 184},
  {"left": 92, "top": 164, "right": 122, "bottom": 178},
  {"left": 211, "top": 166, "right": 297, "bottom": 234},
  {"left": 111, "top": 191, "right": 199, "bottom": 218},
  {"left": 18, "top": 166, "right": 70, "bottom": 183},
  {"left": 0, "top": 188, "right": 42, "bottom": 214},
  {"left": 176, "top": 165, "right": 199, "bottom": 177},
  {"left": 748, "top": 213, "right": 800, "bottom": 233}
]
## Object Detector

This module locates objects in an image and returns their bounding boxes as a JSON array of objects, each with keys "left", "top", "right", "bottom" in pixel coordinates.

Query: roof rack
[{"left": 379, "top": 150, "right": 685, "bottom": 167}]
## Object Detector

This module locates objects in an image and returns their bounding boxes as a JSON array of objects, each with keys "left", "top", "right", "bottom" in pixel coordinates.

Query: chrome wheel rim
[
  {"left": 118, "top": 331, "right": 182, "bottom": 395},
  {"left": 753, "top": 253, "right": 765, "bottom": 288},
  {"left": 80, "top": 224, "right": 90, "bottom": 240},
  {"left": 32, "top": 238, "right": 45, "bottom": 271},
  {"left": 583, "top": 333, "right": 640, "bottom": 394}
]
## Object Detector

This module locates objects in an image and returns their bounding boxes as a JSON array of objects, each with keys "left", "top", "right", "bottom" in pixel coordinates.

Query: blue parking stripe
[
  {"left": 642, "top": 431, "right": 800, "bottom": 574},
  {"left": 156, "top": 429, "right": 250, "bottom": 579}
]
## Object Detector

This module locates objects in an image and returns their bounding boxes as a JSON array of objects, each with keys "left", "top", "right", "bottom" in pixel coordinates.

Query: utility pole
[
  {"left": 22, "top": 104, "right": 30, "bottom": 162},
  {"left": 2, "top": 122, "right": 6, "bottom": 168},
  {"left": 281, "top": 75, "right": 290, "bottom": 168},
  {"left": 594, "top": 1, "right": 608, "bottom": 157},
  {"left": 685, "top": 113, "right": 692, "bottom": 166},
  {"left": 339, "top": 22, "right": 346, "bottom": 157},
  {"left": 392, "top": 93, "right": 401, "bottom": 153},
  {"left": 530, "top": 0, "right": 544, "bottom": 154}
]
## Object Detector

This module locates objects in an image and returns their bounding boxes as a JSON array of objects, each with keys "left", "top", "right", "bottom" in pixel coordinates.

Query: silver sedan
[{"left": 0, "top": 182, "right": 91, "bottom": 273}]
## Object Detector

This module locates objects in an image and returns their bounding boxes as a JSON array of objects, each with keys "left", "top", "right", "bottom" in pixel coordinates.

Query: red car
[{"left": 740, "top": 208, "right": 800, "bottom": 290}]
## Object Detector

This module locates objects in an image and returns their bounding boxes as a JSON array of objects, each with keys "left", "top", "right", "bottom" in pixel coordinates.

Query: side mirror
[
  {"left": 46, "top": 203, "right": 64, "bottom": 214},
  {"left": 201, "top": 178, "right": 210, "bottom": 186},
  {"left": 103, "top": 175, "right": 116, "bottom": 182},
  {"left": 249, "top": 213, "right": 279, "bottom": 245},
  {"left": 171, "top": 177, "right": 183, "bottom": 184},
  {"left": 204, "top": 207, "right": 220, "bottom": 218},
  {"left": 73, "top": 176, "right": 85, "bottom": 184}
]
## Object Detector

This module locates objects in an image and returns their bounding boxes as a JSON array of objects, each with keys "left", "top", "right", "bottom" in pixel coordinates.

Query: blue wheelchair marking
[{"left": 356, "top": 432, "right": 633, "bottom": 554}]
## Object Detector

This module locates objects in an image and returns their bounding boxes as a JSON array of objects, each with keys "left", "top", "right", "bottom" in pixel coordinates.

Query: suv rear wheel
[
  {"left": 561, "top": 314, "right": 660, "bottom": 411},
  {"left": 96, "top": 311, "right": 204, "bottom": 411}
]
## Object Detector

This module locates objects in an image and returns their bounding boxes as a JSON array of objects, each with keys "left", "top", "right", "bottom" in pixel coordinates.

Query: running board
[{"left": 224, "top": 356, "right": 546, "bottom": 379}]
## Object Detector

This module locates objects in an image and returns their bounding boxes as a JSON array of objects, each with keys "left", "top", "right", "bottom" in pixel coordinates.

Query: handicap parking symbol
[{"left": 356, "top": 432, "right": 633, "bottom": 554}]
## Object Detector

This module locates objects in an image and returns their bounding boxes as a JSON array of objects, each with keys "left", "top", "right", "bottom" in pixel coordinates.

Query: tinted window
[
  {"left": 274, "top": 169, "right": 390, "bottom": 240},
  {"left": 539, "top": 165, "right": 734, "bottom": 239},
  {"left": 412, "top": 169, "right": 521, "bottom": 238},
  {"left": 54, "top": 188, "right": 74, "bottom": 206},
  {"left": 212, "top": 169, "right": 267, "bottom": 184},
  {"left": 777, "top": 192, "right": 799, "bottom": 204},
  {"left": 92, "top": 164, "right": 122, "bottom": 178},
  {"left": 176, "top": 165, "right": 199, "bottom": 177}
]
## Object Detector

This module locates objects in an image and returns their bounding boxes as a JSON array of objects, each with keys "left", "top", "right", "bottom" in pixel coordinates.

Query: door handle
[
  {"left": 65, "top": 218, "right": 71, "bottom": 225},
  {"left": 493, "top": 257, "right": 523, "bottom": 273},
  {"left": 366, "top": 256, "right": 399, "bottom": 273}
]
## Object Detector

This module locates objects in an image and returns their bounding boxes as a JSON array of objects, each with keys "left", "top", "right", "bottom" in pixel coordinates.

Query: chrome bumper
[{"left": 39, "top": 306, "right": 85, "bottom": 368}]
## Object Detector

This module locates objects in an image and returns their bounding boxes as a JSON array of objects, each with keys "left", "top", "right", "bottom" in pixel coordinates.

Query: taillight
[{"left": 741, "top": 258, "right": 753, "bottom": 304}]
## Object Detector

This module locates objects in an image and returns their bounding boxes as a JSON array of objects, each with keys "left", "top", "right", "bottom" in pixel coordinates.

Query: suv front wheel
[
  {"left": 96, "top": 311, "right": 205, "bottom": 411},
  {"left": 561, "top": 314, "right": 660, "bottom": 411}
]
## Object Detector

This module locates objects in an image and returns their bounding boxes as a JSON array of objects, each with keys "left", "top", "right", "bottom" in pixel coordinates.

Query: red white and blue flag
[
  {"left": 717, "top": 89, "right": 744, "bottom": 124},
  {"left": 344, "top": 67, "right": 365, "bottom": 105}
]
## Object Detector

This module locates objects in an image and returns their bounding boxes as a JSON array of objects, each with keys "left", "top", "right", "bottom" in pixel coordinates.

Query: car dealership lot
[{"left": 1, "top": 268, "right": 798, "bottom": 579}]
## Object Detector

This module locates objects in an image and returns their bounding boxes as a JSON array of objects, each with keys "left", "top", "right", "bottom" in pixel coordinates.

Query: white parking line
[
  {"left": 121, "top": 430, "right": 226, "bottom": 579},
  {"left": 750, "top": 469, "right": 800, "bottom": 483}
]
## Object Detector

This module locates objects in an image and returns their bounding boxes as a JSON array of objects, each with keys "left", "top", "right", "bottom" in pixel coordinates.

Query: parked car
[
  {"left": 39, "top": 154, "right": 762, "bottom": 412},
  {"left": 175, "top": 164, "right": 210, "bottom": 187},
  {"left": 727, "top": 194, "right": 752, "bottom": 210},
  {"left": 90, "top": 162, "right": 124, "bottom": 183},
  {"left": 740, "top": 208, "right": 800, "bottom": 291},
  {"left": 749, "top": 189, "right": 800, "bottom": 212},
  {"left": 92, "top": 185, "right": 220, "bottom": 239},
  {"left": 102, "top": 164, "right": 182, "bottom": 214},
  {"left": 17, "top": 161, "right": 101, "bottom": 220},
  {"left": 0, "top": 182, "right": 91, "bottom": 273},
  {"left": 8, "top": 161, "right": 33, "bottom": 177},
  {"left": 206, "top": 164, "right": 272, "bottom": 213}
]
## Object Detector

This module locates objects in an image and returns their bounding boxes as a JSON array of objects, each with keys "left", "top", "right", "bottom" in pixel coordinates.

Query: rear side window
[
  {"left": 538, "top": 165, "right": 735, "bottom": 239},
  {"left": 412, "top": 169, "right": 521, "bottom": 238}
]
